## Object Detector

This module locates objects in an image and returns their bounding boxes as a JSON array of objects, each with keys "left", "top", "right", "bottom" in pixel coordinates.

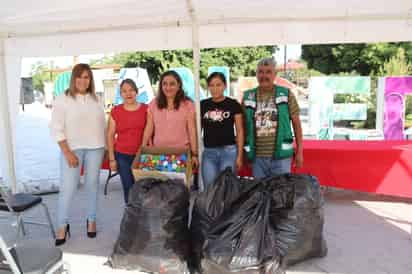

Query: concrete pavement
[{"left": 2, "top": 174, "right": 412, "bottom": 274}]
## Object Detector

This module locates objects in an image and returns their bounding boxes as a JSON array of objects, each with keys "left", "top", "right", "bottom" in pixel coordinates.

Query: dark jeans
[{"left": 115, "top": 151, "right": 135, "bottom": 204}]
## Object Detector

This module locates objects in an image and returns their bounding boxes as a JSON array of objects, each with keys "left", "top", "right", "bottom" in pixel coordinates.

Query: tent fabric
[
  {"left": 0, "top": 0, "right": 412, "bottom": 189},
  {"left": 0, "top": 42, "right": 20, "bottom": 190},
  {"left": 1, "top": 1, "right": 412, "bottom": 57},
  {"left": 0, "top": 40, "right": 16, "bottom": 188}
]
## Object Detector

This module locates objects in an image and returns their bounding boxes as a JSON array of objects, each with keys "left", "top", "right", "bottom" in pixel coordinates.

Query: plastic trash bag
[
  {"left": 265, "top": 174, "right": 327, "bottom": 266},
  {"left": 190, "top": 169, "right": 284, "bottom": 273},
  {"left": 191, "top": 169, "right": 327, "bottom": 272},
  {"left": 109, "top": 178, "right": 191, "bottom": 274},
  {"left": 202, "top": 190, "right": 284, "bottom": 274},
  {"left": 190, "top": 168, "right": 261, "bottom": 271}
]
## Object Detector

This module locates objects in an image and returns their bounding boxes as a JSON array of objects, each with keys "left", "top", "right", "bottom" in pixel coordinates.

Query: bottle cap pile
[{"left": 140, "top": 154, "right": 187, "bottom": 173}]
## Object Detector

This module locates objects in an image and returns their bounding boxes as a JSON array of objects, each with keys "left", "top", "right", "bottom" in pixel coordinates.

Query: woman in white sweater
[{"left": 49, "top": 63, "right": 106, "bottom": 246}]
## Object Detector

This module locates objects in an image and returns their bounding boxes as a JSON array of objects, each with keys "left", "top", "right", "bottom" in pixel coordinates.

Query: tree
[
  {"left": 104, "top": 46, "right": 275, "bottom": 87},
  {"left": 109, "top": 51, "right": 171, "bottom": 83},
  {"left": 378, "top": 48, "right": 412, "bottom": 76},
  {"left": 302, "top": 43, "right": 412, "bottom": 75},
  {"left": 31, "top": 62, "right": 54, "bottom": 92}
]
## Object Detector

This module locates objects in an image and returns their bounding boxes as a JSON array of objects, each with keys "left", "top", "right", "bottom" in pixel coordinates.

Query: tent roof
[
  {"left": 1, "top": 0, "right": 410, "bottom": 33},
  {"left": 1, "top": 0, "right": 412, "bottom": 57}
]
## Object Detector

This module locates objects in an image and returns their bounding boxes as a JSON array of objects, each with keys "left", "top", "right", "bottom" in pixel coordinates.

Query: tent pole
[
  {"left": 0, "top": 38, "right": 17, "bottom": 192},
  {"left": 192, "top": 30, "right": 203, "bottom": 191},
  {"left": 186, "top": 0, "right": 204, "bottom": 191}
]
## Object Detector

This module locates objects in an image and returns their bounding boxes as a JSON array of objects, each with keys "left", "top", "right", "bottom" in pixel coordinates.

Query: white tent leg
[
  {"left": 187, "top": 0, "right": 204, "bottom": 192},
  {"left": 193, "top": 36, "right": 203, "bottom": 192},
  {"left": 6, "top": 53, "right": 22, "bottom": 192},
  {"left": 0, "top": 38, "right": 18, "bottom": 192}
]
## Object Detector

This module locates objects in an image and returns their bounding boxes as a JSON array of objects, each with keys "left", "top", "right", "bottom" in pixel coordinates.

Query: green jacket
[{"left": 243, "top": 86, "right": 294, "bottom": 161}]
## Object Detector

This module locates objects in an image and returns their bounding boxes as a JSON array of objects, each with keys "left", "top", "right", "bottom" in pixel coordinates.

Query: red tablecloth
[{"left": 293, "top": 140, "right": 412, "bottom": 198}]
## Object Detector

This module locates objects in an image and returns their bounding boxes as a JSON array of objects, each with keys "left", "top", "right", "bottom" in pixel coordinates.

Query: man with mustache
[{"left": 242, "top": 57, "right": 303, "bottom": 178}]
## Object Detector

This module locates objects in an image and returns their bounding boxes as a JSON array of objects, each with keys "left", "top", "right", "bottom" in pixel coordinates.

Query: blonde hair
[{"left": 65, "top": 63, "right": 97, "bottom": 100}]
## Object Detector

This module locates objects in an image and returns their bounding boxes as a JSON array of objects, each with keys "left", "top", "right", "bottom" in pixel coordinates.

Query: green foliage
[
  {"left": 302, "top": 42, "right": 412, "bottom": 75},
  {"left": 109, "top": 51, "right": 173, "bottom": 83},
  {"left": 363, "top": 77, "right": 377, "bottom": 129},
  {"left": 405, "top": 115, "right": 412, "bottom": 129},
  {"left": 378, "top": 48, "right": 412, "bottom": 76},
  {"left": 334, "top": 94, "right": 367, "bottom": 104},
  {"left": 306, "top": 68, "right": 324, "bottom": 77},
  {"left": 406, "top": 96, "right": 412, "bottom": 125},
  {"left": 105, "top": 46, "right": 274, "bottom": 87},
  {"left": 354, "top": 49, "right": 412, "bottom": 129},
  {"left": 303, "top": 43, "right": 412, "bottom": 130},
  {"left": 30, "top": 62, "right": 54, "bottom": 92}
]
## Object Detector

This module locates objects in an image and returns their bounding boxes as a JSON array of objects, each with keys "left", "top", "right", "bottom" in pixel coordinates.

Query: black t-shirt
[{"left": 201, "top": 97, "right": 242, "bottom": 148}]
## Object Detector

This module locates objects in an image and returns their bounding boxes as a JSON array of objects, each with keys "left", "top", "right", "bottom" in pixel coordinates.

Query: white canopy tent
[{"left": 1, "top": 0, "right": 411, "bottom": 191}]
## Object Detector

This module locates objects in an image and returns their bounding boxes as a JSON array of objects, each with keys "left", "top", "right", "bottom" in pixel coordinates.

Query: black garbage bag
[
  {"left": 193, "top": 168, "right": 262, "bottom": 222},
  {"left": 190, "top": 168, "right": 262, "bottom": 271},
  {"left": 201, "top": 190, "right": 284, "bottom": 274},
  {"left": 265, "top": 174, "right": 327, "bottom": 266},
  {"left": 201, "top": 260, "right": 284, "bottom": 274},
  {"left": 108, "top": 178, "right": 191, "bottom": 274}
]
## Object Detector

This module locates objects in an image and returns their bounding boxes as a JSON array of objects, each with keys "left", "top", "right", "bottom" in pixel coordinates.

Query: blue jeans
[
  {"left": 252, "top": 157, "right": 292, "bottom": 179},
  {"left": 201, "top": 144, "right": 237, "bottom": 188},
  {"left": 115, "top": 152, "right": 135, "bottom": 204},
  {"left": 57, "top": 148, "right": 104, "bottom": 229}
]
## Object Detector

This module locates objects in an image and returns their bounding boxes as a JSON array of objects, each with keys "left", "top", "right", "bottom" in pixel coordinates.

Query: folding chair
[
  {"left": 0, "top": 183, "right": 55, "bottom": 240},
  {"left": 101, "top": 159, "right": 119, "bottom": 196},
  {"left": 0, "top": 233, "right": 67, "bottom": 274}
]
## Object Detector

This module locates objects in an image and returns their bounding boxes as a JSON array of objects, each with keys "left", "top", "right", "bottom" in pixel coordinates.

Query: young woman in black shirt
[{"left": 201, "top": 72, "right": 244, "bottom": 187}]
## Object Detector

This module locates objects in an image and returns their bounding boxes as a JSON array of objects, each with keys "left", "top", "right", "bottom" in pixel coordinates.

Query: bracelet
[{"left": 109, "top": 159, "right": 116, "bottom": 162}]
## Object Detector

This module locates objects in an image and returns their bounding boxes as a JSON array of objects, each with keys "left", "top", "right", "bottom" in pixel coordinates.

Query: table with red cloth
[
  {"left": 292, "top": 140, "right": 412, "bottom": 198},
  {"left": 238, "top": 140, "right": 412, "bottom": 198}
]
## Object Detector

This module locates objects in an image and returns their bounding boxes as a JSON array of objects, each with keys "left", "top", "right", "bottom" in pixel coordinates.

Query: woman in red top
[{"left": 107, "top": 79, "right": 147, "bottom": 203}]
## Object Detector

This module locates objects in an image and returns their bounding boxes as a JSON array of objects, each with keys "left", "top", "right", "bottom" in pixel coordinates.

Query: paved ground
[{"left": 2, "top": 173, "right": 412, "bottom": 274}]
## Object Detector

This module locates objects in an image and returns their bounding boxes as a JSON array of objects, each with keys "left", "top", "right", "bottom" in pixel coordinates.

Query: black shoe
[
  {"left": 55, "top": 224, "right": 70, "bottom": 246},
  {"left": 86, "top": 219, "right": 97, "bottom": 238}
]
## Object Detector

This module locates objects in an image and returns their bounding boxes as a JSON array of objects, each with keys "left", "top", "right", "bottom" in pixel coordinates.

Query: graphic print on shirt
[
  {"left": 255, "top": 98, "right": 277, "bottom": 137},
  {"left": 203, "top": 108, "right": 231, "bottom": 122}
]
